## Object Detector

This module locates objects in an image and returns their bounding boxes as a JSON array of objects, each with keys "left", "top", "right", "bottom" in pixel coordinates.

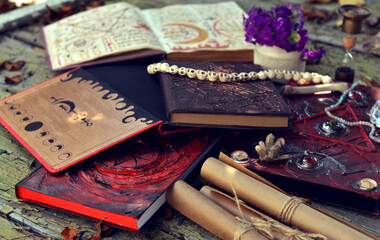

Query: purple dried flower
[
  {"left": 300, "top": 48, "right": 326, "bottom": 62},
  {"left": 243, "top": 2, "right": 323, "bottom": 62},
  {"left": 258, "top": 26, "right": 274, "bottom": 45}
]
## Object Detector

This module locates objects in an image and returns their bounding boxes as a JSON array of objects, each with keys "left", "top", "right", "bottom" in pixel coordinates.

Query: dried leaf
[
  {"left": 94, "top": 217, "right": 113, "bottom": 238},
  {"left": 89, "top": 1, "right": 104, "bottom": 7},
  {"left": 95, "top": 218, "right": 104, "bottom": 235},
  {"left": 61, "top": 227, "right": 77, "bottom": 240},
  {"left": 4, "top": 75, "right": 22, "bottom": 84},
  {"left": 0, "top": 0, "right": 17, "bottom": 14},
  {"left": 363, "top": 32, "right": 380, "bottom": 57},
  {"left": 19, "top": 3, "right": 31, "bottom": 8},
  {"left": 4, "top": 62, "right": 12, "bottom": 71},
  {"left": 43, "top": 5, "right": 62, "bottom": 24},
  {"left": 4, "top": 60, "right": 25, "bottom": 71},
  {"left": 361, "top": 75, "right": 380, "bottom": 88},
  {"left": 101, "top": 224, "right": 113, "bottom": 237},
  {"left": 12, "top": 60, "right": 25, "bottom": 70},
  {"left": 301, "top": 5, "right": 336, "bottom": 22},
  {"left": 61, "top": 5, "right": 73, "bottom": 12},
  {"left": 42, "top": 3, "right": 89, "bottom": 24},
  {"left": 164, "top": 207, "right": 172, "bottom": 220}
]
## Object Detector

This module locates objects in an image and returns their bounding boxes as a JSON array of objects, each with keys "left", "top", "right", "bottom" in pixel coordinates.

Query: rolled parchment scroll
[
  {"left": 167, "top": 180, "right": 268, "bottom": 240},
  {"left": 200, "top": 185, "right": 304, "bottom": 240},
  {"left": 200, "top": 185, "right": 269, "bottom": 221},
  {"left": 200, "top": 157, "right": 377, "bottom": 240}
]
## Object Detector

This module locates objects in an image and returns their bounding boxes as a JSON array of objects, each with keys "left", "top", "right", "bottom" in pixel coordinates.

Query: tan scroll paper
[
  {"left": 167, "top": 180, "right": 268, "bottom": 240},
  {"left": 200, "top": 185, "right": 310, "bottom": 240},
  {"left": 200, "top": 157, "right": 377, "bottom": 240}
]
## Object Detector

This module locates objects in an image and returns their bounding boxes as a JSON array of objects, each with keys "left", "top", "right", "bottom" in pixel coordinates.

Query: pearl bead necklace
[
  {"left": 147, "top": 62, "right": 332, "bottom": 85},
  {"left": 324, "top": 81, "right": 380, "bottom": 143}
]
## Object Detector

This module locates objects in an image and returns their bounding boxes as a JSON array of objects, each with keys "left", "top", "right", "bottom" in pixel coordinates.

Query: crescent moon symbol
[
  {"left": 54, "top": 100, "right": 76, "bottom": 113},
  {"left": 163, "top": 23, "right": 209, "bottom": 44}
]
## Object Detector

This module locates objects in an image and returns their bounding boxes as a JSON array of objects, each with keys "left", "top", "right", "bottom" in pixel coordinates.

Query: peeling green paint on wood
[
  {"left": 0, "top": 36, "right": 58, "bottom": 95},
  {"left": 0, "top": 217, "right": 29, "bottom": 239},
  {"left": 0, "top": 204, "right": 13, "bottom": 214}
]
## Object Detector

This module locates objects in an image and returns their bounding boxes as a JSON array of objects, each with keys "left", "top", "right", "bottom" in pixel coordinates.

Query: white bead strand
[{"left": 147, "top": 63, "right": 333, "bottom": 85}]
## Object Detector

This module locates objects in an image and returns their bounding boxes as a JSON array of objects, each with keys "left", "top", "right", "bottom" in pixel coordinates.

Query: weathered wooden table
[{"left": 0, "top": 0, "right": 379, "bottom": 239}]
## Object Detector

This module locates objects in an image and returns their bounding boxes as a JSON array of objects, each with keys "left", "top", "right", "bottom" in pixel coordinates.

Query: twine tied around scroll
[
  {"left": 234, "top": 217, "right": 273, "bottom": 240},
  {"left": 279, "top": 197, "right": 304, "bottom": 225},
  {"left": 232, "top": 183, "right": 273, "bottom": 240},
  {"left": 231, "top": 184, "right": 328, "bottom": 240}
]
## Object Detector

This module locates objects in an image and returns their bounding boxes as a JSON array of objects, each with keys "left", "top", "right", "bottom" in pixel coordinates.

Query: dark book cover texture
[
  {"left": 158, "top": 60, "right": 292, "bottom": 128},
  {"left": 16, "top": 129, "right": 218, "bottom": 230},
  {"left": 224, "top": 85, "right": 380, "bottom": 214}
]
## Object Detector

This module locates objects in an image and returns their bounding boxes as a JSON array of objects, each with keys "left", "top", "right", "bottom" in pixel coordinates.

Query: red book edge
[{"left": 15, "top": 186, "right": 139, "bottom": 230}]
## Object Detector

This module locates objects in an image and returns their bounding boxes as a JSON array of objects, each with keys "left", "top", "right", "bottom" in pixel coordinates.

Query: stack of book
[
  {"left": 0, "top": 1, "right": 293, "bottom": 231},
  {"left": 3, "top": 1, "right": 377, "bottom": 237}
]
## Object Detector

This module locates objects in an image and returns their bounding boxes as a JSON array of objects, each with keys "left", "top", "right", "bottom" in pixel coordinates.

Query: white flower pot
[{"left": 253, "top": 44, "right": 306, "bottom": 72}]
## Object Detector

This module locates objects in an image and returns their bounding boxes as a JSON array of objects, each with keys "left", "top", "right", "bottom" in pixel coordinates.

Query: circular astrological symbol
[
  {"left": 20, "top": 115, "right": 33, "bottom": 123},
  {"left": 50, "top": 144, "right": 64, "bottom": 152},
  {"left": 43, "top": 138, "right": 56, "bottom": 146},
  {"left": 36, "top": 130, "right": 50, "bottom": 138},
  {"left": 58, "top": 152, "right": 72, "bottom": 160},
  {"left": 65, "top": 39, "right": 94, "bottom": 52},
  {"left": 14, "top": 109, "right": 26, "bottom": 116},
  {"left": 9, "top": 104, "right": 20, "bottom": 110},
  {"left": 213, "top": 16, "right": 246, "bottom": 41},
  {"left": 69, "top": 11, "right": 123, "bottom": 36},
  {"left": 4, "top": 99, "right": 15, "bottom": 105},
  {"left": 24, "top": 121, "right": 44, "bottom": 132},
  {"left": 52, "top": 100, "right": 76, "bottom": 113},
  {"left": 162, "top": 24, "right": 209, "bottom": 44}
]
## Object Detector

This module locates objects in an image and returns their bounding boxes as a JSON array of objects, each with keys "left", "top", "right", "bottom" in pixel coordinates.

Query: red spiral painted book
[{"left": 15, "top": 129, "right": 219, "bottom": 230}]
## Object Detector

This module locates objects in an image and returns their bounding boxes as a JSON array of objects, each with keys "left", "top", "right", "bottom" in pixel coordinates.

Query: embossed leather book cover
[
  {"left": 158, "top": 60, "right": 292, "bottom": 129},
  {"left": 0, "top": 59, "right": 168, "bottom": 173},
  {"left": 15, "top": 129, "right": 219, "bottom": 230},
  {"left": 224, "top": 85, "right": 380, "bottom": 214}
]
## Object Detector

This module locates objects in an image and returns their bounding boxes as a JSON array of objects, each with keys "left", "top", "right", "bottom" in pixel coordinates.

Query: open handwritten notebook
[{"left": 43, "top": 1, "right": 253, "bottom": 71}]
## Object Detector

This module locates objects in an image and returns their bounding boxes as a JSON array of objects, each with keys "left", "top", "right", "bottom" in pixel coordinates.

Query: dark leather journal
[{"left": 158, "top": 60, "right": 293, "bottom": 129}]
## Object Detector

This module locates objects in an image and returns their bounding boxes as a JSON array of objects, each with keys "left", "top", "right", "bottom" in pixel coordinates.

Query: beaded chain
[
  {"left": 324, "top": 81, "right": 380, "bottom": 143},
  {"left": 147, "top": 62, "right": 332, "bottom": 85}
]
